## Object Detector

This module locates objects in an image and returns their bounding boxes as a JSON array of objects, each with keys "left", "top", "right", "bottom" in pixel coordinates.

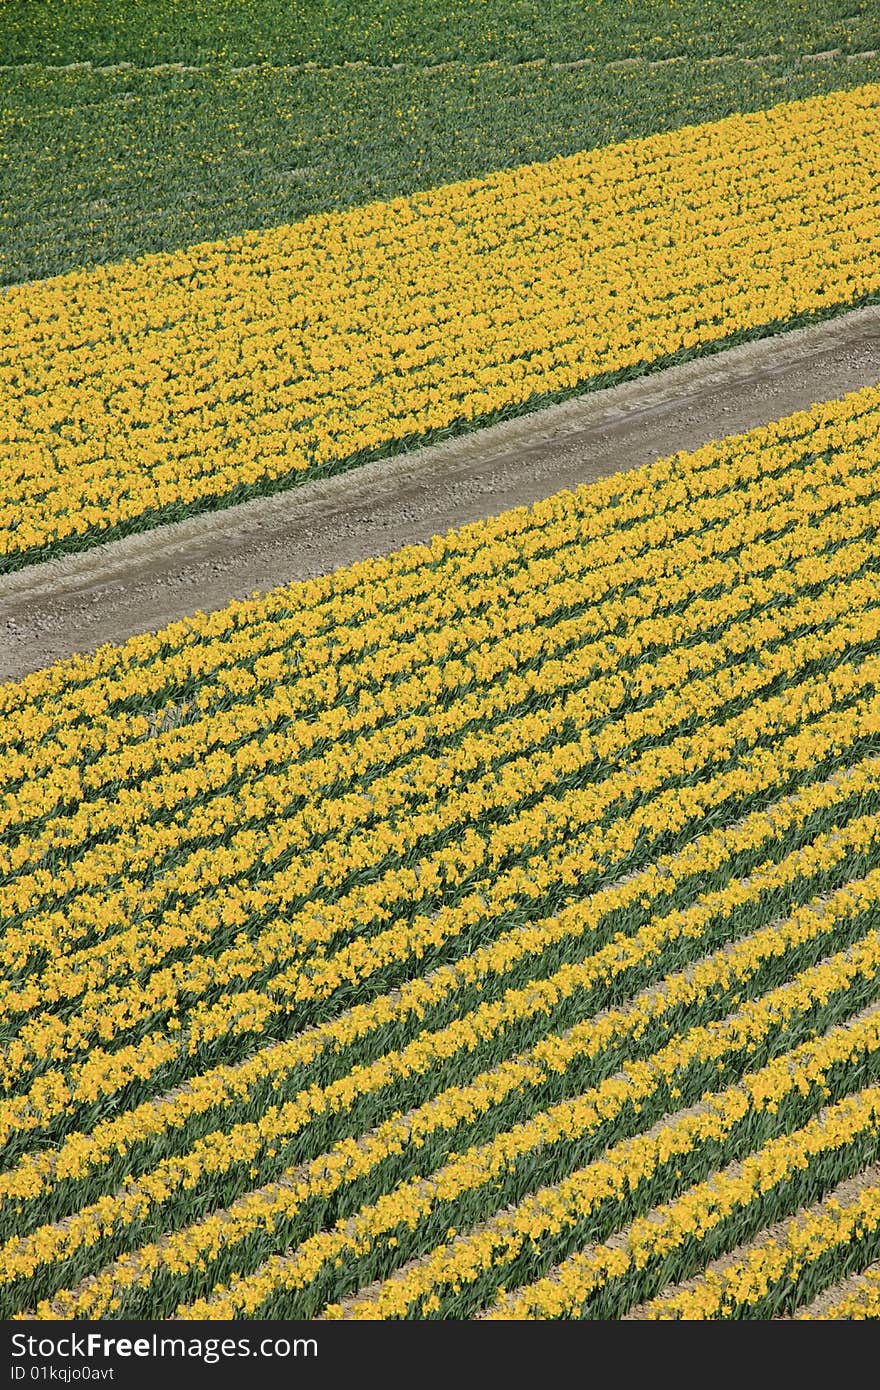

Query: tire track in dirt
[
  {"left": 2, "top": 49, "right": 876, "bottom": 78},
  {"left": 2, "top": 305, "right": 879, "bottom": 683}
]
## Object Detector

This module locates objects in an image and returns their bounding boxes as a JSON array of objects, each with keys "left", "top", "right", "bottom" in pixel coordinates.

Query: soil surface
[{"left": 2, "top": 305, "right": 880, "bottom": 683}]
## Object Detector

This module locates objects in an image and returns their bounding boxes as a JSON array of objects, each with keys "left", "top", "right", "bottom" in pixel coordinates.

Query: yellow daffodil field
[
  {"left": 4, "top": 380, "right": 880, "bottom": 1320},
  {"left": 4, "top": 0, "right": 880, "bottom": 1334}
]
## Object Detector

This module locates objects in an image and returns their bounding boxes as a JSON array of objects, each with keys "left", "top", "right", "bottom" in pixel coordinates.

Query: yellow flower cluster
[
  {"left": 640, "top": 1173, "right": 880, "bottom": 1318},
  {"left": 486, "top": 1083, "right": 880, "bottom": 1319},
  {"left": 1, "top": 85, "right": 878, "bottom": 563}
]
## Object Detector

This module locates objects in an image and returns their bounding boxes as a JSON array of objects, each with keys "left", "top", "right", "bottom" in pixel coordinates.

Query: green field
[{"left": 1, "top": 0, "right": 878, "bottom": 284}]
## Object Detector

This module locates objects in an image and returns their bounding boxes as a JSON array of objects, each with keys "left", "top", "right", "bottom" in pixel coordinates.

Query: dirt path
[{"left": 2, "top": 305, "right": 880, "bottom": 683}]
